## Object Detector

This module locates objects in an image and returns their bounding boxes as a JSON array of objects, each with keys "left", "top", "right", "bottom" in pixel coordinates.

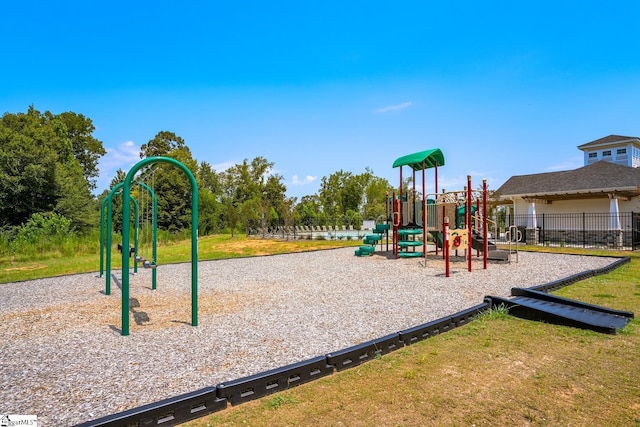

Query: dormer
[{"left": 578, "top": 135, "right": 640, "bottom": 168}]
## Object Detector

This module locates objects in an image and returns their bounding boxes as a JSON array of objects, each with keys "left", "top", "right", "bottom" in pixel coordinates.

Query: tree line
[{"left": 0, "top": 107, "right": 394, "bottom": 244}]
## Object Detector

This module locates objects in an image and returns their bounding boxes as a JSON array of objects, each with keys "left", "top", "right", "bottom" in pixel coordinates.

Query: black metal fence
[{"left": 498, "top": 212, "right": 640, "bottom": 250}]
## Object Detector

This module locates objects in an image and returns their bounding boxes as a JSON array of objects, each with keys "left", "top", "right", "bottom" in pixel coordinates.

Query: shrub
[
  {"left": 7, "top": 213, "right": 77, "bottom": 257},
  {"left": 14, "top": 212, "right": 74, "bottom": 244}
]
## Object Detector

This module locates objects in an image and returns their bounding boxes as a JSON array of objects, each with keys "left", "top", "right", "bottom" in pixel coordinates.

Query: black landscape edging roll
[
  {"left": 398, "top": 315, "right": 453, "bottom": 345},
  {"left": 326, "top": 332, "right": 404, "bottom": 371},
  {"left": 450, "top": 301, "right": 491, "bottom": 327},
  {"left": 531, "top": 256, "right": 630, "bottom": 293},
  {"left": 216, "top": 355, "right": 333, "bottom": 405},
  {"left": 74, "top": 386, "right": 225, "bottom": 427},
  {"left": 596, "top": 256, "right": 630, "bottom": 274}
]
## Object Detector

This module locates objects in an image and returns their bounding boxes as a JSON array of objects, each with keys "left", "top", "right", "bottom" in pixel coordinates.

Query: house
[
  {"left": 495, "top": 135, "right": 640, "bottom": 248},
  {"left": 578, "top": 134, "right": 640, "bottom": 167}
]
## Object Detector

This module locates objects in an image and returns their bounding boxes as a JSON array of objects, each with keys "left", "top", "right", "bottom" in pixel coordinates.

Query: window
[
  {"left": 588, "top": 152, "right": 597, "bottom": 158},
  {"left": 617, "top": 148, "right": 627, "bottom": 155},
  {"left": 603, "top": 150, "right": 612, "bottom": 156}
]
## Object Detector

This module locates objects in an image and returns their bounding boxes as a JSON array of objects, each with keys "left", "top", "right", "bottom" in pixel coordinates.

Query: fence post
[
  {"left": 633, "top": 211, "right": 637, "bottom": 251},
  {"left": 583, "top": 212, "right": 586, "bottom": 248}
]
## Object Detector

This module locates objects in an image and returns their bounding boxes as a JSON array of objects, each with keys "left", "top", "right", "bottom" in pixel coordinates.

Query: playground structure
[
  {"left": 100, "top": 156, "right": 199, "bottom": 336},
  {"left": 355, "top": 148, "right": 443, "bottom": 258},
  {"left": 99, "top": 180, "right": 158, "bottom": 293},
  {"left": 356, "top": 148, "right": 509, "bottom": 276}
]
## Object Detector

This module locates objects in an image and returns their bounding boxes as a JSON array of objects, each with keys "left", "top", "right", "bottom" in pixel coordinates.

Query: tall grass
[
  {"left": 1, "top": 222, "right": 192, "bottom": 263},
  {"left": 0, "top": 230, "right": 100, "bottom": 261}
]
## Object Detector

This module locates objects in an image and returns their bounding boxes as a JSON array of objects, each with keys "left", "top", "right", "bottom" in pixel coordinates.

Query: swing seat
[
  {"left": 117, "top": 244, "right": 136, "bottom": 257},
  {"left": 143, "top": 261, "right": 157, "bottom": 269}
]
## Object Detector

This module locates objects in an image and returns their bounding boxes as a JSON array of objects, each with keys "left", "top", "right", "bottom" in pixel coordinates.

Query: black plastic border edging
[
  {"left": 327, "top": 332, "right": 405, "bottom": 371},
  {"left": 528, "top": 256, "right": 630, "bottom": 293},
  {"left": 77, "top": 256, "right": 630, "bottom": 427},
  {"left": 399, "top": 301, "right": 491, "bottom": 345},
  {"left": 216, "top": 355, "right": 334, "bottom": 405},
  {"left": 76, "top": 303, "right": 492, "bottom": 427},
  {"left": 74, "top": 387, "right": 226, "bottom": 427}
]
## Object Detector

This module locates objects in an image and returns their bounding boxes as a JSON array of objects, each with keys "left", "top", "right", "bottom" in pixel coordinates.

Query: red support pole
[
  {"left": 467, "top": 175, "right": 472, "bottom": 272},
  {"left": 444, "top": 216, "right": 450, "bottom": 277},
  {"left": 441, "top": 189, "right": 446, "bottom": 259},
  {"left": 476, "top": 197, "right": 480, "bottom": 258},
  {"left": 483, "top": 178, "right": 488, "bottom": 270},
  {"left": 385, "top": 191, "right": 389, "bottom": 252},
  {"left": 399, "top": 166, "right": 403, "bottom": 228}
]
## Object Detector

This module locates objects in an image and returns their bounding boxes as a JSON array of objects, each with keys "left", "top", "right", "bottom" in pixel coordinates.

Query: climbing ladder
[
  {"left": 355, "top": 223, "right": 390, "bottom": 256},
  {"left": 397, "top": 228, "right": 423, "bottom": 258}
]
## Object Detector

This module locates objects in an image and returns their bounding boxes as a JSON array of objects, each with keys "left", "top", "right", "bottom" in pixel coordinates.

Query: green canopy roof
[{"left": 392, "top": 148, "right": 445, "bottom": 170}]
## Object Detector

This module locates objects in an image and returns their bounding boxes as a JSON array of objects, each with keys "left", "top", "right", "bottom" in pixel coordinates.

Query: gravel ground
[{"left": 0, "top": 248, "right": 620, "bottom": 426}]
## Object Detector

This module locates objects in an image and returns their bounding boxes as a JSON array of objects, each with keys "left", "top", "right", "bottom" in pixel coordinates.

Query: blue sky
[{"left": 3, "top": 1, "right": 640, "bottom": 200}]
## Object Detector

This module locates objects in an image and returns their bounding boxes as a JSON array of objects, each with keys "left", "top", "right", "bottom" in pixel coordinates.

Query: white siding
[
  {"left": 509, "top": 197, "right": 640, "bottom": 215},
  {"left": 581, "top": 141, "right": 640, "bottom": 168}
]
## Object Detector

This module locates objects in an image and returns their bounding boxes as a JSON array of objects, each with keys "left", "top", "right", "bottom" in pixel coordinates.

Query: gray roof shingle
[
  {"left": 495, "top": 160, "right": 640, "bottom": 200},
  {"left": 577, "top": 134, "right": 640, "bottom": 150}
]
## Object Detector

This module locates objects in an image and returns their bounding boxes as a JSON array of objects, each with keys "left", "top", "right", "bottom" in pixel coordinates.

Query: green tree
[
  {"left": 223, "top": 198, "right": 239, "bottom": 236},
  {"left": 54, "top": 159, "right": 96, "bottom": 231},
  {"left": 139, "top": 131, "right": 198, "bottom": 232},
  {"left": 318, "top": 169, "right": 366, "bottom": 224},
  {"left": 0, "top": 108, "right": 58, "bottom": 227},
  {"left": 239, "top": 197, "right": 261, "bottom": 235},
  {"left": 198, "top": 189, "right": 223, "bottom": 235},
  {"left": 104, "top": 169, "right": 127, "bottom": 233},
  {"left": 294, "top": 195, "right": 321, "bottom": 226},
  {"left": 57, "top": 111, "right": 106, "bottom": 190},
  {"left": 220, "top": 157, "right": 287, "bottom": 235},
  {"left": 0, "top": 107, "right": 101, "bottom": 232},
  {"left": 139, "top": 130, "right": 187, "bottom": 158},
  {"left": 318, "top": 170, "right": 349, "bottom": 220},
  {"left": 197, "top": 161, "right": 224, "bottom": 235},
  {"left": 313, "top": 167, "right": 392, "bottom": 228},
  {"left": 198, "top": 161, "right": 221, "bottom": 194},
  {"left": 363, "top": 174, "right": 392, "bottom": 221}
]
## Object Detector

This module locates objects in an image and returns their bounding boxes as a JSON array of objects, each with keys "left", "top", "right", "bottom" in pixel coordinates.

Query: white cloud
[
  {"left": 375, "top": 101, "right": 413, "bottom": 113},
  {"left": 95, "top": 140, "right": 141, "bottom": 193},
  {"left": 99, "top": 140, "right": 140, "bottom": 171},
  {"left": 291, "top": 174, "right": 317, "bottom": 186}
]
